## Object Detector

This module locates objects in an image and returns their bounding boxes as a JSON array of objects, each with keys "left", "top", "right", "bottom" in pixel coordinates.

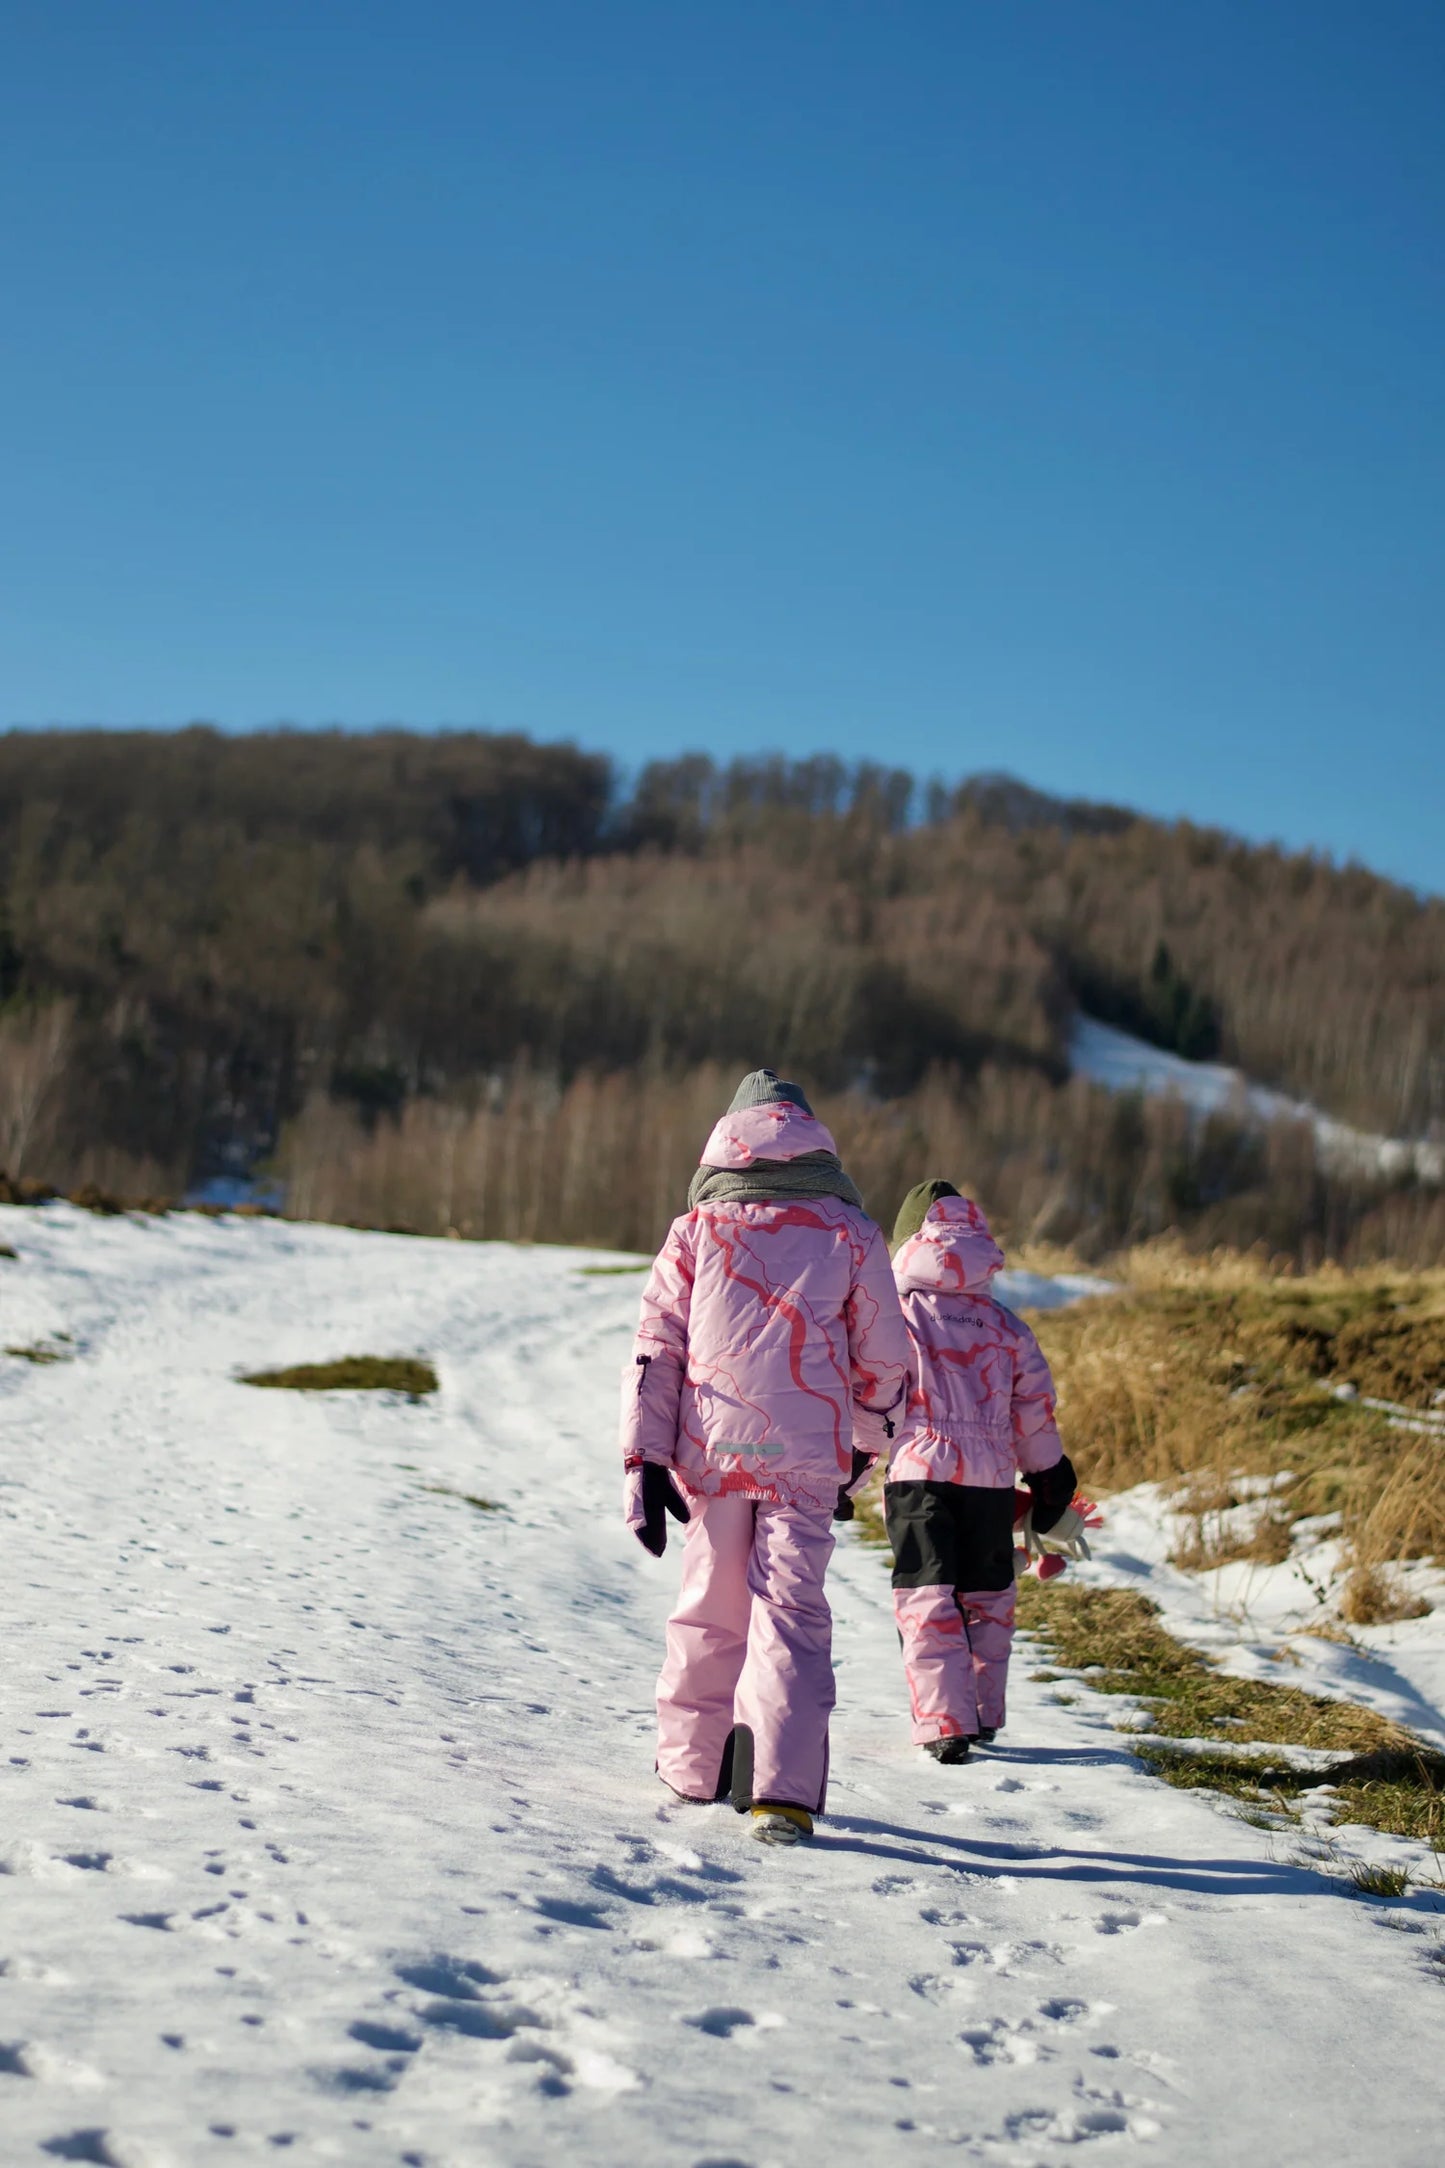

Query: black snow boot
[
  {"left": 974, "top": 1726, "right": 999, "bottom": 1747},
  {"left": 923, "top": 1735, "right": 971, "bottom": 1765}
]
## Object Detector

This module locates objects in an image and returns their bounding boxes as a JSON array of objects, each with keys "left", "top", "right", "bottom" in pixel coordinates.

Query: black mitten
[
  {"left": 1025, "top": 1452, "right": 1078, "bottom": 1536},
  {"left": 833, "top": 1447, "right": 875, "bottom": 1523},
  {"left": 638, "top": 1460, "right": 692, "bottom": 1557}
]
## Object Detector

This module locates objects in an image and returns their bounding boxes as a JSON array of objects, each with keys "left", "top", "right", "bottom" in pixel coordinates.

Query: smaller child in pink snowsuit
[
  {"left": 884, "top": 1181, "right": 1091, "bottom": 1764},
  {"left": 620, "top": 1069, "right": 912, "bottom": 1844}
]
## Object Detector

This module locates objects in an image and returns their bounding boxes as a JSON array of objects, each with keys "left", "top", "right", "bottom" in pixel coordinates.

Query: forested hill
[{"left": 1, "top": 727, "right": 1441, "bottom": 1263}]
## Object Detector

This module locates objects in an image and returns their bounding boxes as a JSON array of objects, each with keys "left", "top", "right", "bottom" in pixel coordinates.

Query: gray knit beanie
[{"left": 727, "top": 1068, "right": 814, "bottom": 1117}]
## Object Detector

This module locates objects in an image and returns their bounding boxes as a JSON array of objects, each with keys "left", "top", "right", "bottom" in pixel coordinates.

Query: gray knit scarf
[{"left": 688, "top": 1151, "right": 866, "bottom": 1214}]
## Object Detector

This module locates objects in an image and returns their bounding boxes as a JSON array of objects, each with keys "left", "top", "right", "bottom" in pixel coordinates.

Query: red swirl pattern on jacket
[
  {"left": 619, "top": 1103, "right": 912, "bottom": 1511},
  {"left": 887, "top": 1193, "right": 1062, "bottom": 1487}
]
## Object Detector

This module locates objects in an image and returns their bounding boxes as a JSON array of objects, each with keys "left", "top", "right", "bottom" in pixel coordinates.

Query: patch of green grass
[
  {"left": 5, "top": 1343, "right": 70, "bottom": 1364},
  {"left": 1332, "top": 1764, "right": 1445, "bottom": 1849},
  {"left": 1017, "top": 1579, "right": 1445, "bottom": 1846},
  {"left": 1133, "top": 1743, "right": 1304, "bottom": 1797},
  {"left": 1016, "top": 1581, "right": 1389, "bottom": 1753},
  {"left": 1233, "top": 1801, "right": 1295, "bottom": 1831},
  {"left": 1347, "top": 1860, "right": 1413, "bottom": 1899},
  {"left": 240, "top": 1355, "right": 438, "bottom": 1397},
  {"left": 1138, "top": 1740, "right": 1445, "bottom": 1848},
  {"left": 577, "top": 1262, "right": 649, "bottom": 1277},
  {"left": 421, "top": 1484, "right": 503, "bottom": 1513},
  {"left": 0, "top": 1242, "right": 18, "bottom": 1260}
]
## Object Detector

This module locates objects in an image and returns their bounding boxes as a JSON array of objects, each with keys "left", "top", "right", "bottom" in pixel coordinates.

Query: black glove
[
  {"left": 833, "top": 1448, "right": 876, "bottom": 1523},
  {"left": 636, "top": 1460, "right": 691, "bottom": 1557}
]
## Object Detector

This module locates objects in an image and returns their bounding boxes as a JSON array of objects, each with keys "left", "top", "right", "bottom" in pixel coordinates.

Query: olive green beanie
[{"left": 891, "top": 1177, "right": 961, "bottom": 1251}]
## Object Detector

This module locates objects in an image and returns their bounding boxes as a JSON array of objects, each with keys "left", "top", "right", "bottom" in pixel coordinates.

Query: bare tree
[{"left": 0, "top": 1000, "right": 75, "bottom": 1176}]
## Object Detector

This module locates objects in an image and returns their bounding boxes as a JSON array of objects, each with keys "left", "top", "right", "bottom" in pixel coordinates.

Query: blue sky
[{"left": 2, "top": 2, "right": 1441, "bottom": 892}]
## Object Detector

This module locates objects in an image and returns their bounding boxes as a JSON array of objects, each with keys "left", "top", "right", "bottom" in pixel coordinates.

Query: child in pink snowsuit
[
  {"left": 885, "top": 1181, "right": 1087, "bottom": 1764},
  {"left": 620, "top": 1069, "right": 911, "bottom": 1843}
]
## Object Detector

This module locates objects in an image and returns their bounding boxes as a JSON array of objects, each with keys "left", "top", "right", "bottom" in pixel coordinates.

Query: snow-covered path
[{"left": 2, "top": 1211, "right": 1442, "bottom": 2168}]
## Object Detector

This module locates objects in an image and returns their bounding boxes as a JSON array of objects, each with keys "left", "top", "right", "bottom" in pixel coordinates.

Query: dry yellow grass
[
  {"left": 1338, "top": 1566, "right": 1433, "bottom": 1627},
  {"left": 1027, "top": 1248, "right": 1445, "bottom": 1581}
]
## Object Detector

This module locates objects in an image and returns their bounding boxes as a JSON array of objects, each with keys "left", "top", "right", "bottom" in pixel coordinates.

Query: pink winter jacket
[
  {"left": 620, "top": 1103, "right": 913, "bottom": 1512},
  {"left": 886, "top": 1195, "right": 1064, "bottom": 1489}
]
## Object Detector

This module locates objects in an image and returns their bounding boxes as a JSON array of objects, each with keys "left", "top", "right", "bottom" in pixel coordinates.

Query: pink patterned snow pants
[
  {"left": 893, "top": 1582, "right": 1017, "bottom": 1742},
  {"left": 656, "top": 1493, "right": 836, "bottom": 1813}
]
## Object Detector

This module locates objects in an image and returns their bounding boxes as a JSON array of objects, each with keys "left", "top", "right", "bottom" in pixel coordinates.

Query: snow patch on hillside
[
  {"left": 1071, "top": 1016, "right": 1444, "bottom": 1184},
  {"left": 995, "top": 1265, "right": 1116, "bottom": 1312}
]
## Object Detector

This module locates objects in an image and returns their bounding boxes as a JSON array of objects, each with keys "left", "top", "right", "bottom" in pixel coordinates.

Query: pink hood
[
  {"left": 697, "top": 1100, "right": 840, "bottom": 1169},
  {"left": 892, "top": 1193, "right": 1005, "bottom": 1296}
]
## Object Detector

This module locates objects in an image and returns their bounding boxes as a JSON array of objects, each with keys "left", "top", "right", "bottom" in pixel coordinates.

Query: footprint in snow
[
  {"left": 348, "top": 2022, "right": 422, "bottom": 2054},
  {"left": 385, "top": 1951, "right": 563, "bottom": 2079},
  {"left": 958, "top": 2017, "right": 1041, "bottom": 2067},
  {"left": 1004, "top": 2103, "right": 1118, "bottom": 2144},
  {"left": 949, "top": 1938, "right": 1062, "bottom": 1974},
  {"left": 1094, "top": 1908, "right": 1167, "bottom": 1936},
  {"left": 684, "top": 2006, "right": 757, "bottom": 2038},
  {"left": 1004, "top": 2088, "right": 1163, "bottom": 2145},
  {"left": 592, "top": 1861, "right": 745, "bottom": 1914},
  {"left": 506, "top": 2036, "right": 574, "bottom": 2093},
  {"left": 1038, "top": 1996, "right": 1099, "bottom": 2026},
  {"left": 529, "top": 1894, "right": 614, "bottom": 1930},
  {"left": 393, "top": 1956, "right": 502, "bottom": 1998},
  {"left": 321, "top": 2060, "right": 409, "bottom": 2096},
  {"left": 419, "top": 1998, "right": 547, "bottom": 2040},
  {"left": 38, "top": 2137, "right": 117, "bottom": 2166}
]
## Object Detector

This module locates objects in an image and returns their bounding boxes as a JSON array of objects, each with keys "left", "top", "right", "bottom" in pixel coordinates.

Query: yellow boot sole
[{"left": 750, "top": 1805, "right": 813, "bottom": 1845}]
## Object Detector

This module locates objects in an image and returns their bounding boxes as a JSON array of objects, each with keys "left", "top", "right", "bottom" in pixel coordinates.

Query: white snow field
[
  {"left": 2, "top": 1207, "right": 1444, "bottom": 2168},
  {"left": 1071, "top": 1016, "right": 1445, "bottom": 1185}
]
